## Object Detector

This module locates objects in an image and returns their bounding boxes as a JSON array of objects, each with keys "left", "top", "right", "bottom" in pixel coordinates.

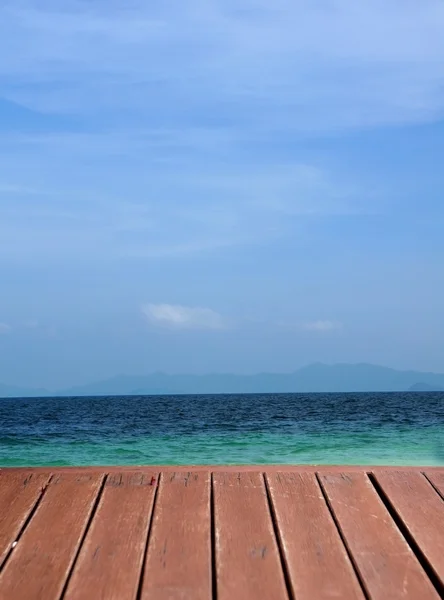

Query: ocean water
[{"left": 1, "top": 392, "right": 443, "bottom": 466}]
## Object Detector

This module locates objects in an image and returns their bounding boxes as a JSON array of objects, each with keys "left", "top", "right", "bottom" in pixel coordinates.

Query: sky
[{"left": 1, "top": 0, "right": 444, "bottom": 390}]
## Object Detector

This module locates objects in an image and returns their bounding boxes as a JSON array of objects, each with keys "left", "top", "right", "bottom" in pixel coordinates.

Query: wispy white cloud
[
  {"left": 0, "top": 322, "right": 11, "bottom": 334},
  {"left": 1, "top": 0, "right": 444, "bottom": 130},
  {"left": 142, "top": 304, "right": 226, "bottom": 330},
  {"left": 0, "top": 152, "right": 372, "bottom": 262},
  {"left": 0, "top": 0, "right": 441, "bottom": 266},
  {"left": 302, "top": 320, "right": 343, "bottom": 332}
]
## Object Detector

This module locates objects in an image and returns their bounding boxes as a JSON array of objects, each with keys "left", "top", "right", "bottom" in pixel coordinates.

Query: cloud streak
[
  {"left": 2, "top": 0, "right": 444, "bottom": 131},
  {"left": 302, "top": 320, "right": 343, "bottom": 333},
  {"left": 0, "top": 1, "right": 442, "bottom": 265},
  {"left": 142, "top": 304, "right": 226, "bottom": 330}
]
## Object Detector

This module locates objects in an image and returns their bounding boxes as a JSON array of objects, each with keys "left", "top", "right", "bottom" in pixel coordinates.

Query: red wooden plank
[
  {"left": 0, "top": 471, "right": 50, "bottom": 570},
  {"left": 373, "top": 470, "right": 444, "bottom": 587},
  {"left": 65, "top": 472, "right": 158, "bottom": 600},
  {"left": 0, "top": 472, "right": 103, "bottom": 600},
  {"left": 426, "top": 471, "right": 444, "bottom": 500},
  {"left": 266, "top": 471, "right": 365, "bottom": 599},
  {"left": 140, "top": 471, "right": 211, "bottom": 600},
  {"left": 319, "top": 472, "right": 439, "bottom": 600},
  {"left": 213, "top": 471, "right": 288, "bottom": 600}
]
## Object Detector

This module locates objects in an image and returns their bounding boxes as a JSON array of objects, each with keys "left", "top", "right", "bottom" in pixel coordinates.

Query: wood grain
[
  {"left": 1, "top": 467, "right": 443, "bottom": 600},
  {"left": 373, "top": 470, "right": 444, "bottom": 588},
  {"left": 319, "top": 472, "right": 439, "bottom": 600},
  {"left": 0, "top": 471, "right": 50, "bottom": 570},
  {"left": 64, "top": 472, "right": 157, "bottom": 600},
  {"left": 267, "top": 471, "right": 365, "bottom": 599},
  {"left": 0, "top": 473, "right": 103, "bottom": 600},
  {"left": 141, "top": 471, "right": 211, "bottom": 600},
  {"left": 213, "top": 471, "right": 288, "bottom": 600}
]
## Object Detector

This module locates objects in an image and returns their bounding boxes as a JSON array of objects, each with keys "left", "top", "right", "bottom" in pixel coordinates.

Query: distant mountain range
[{"left": 1, "top": 363, "right": 444, "bottom": 398}]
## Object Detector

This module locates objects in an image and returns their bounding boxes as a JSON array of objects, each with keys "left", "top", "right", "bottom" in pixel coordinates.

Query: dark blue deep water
[{"left": 1, "top": 392, "right": 443, "bottom": 466}]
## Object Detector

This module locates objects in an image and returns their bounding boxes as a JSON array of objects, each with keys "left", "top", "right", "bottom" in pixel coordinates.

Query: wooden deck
[{"left": 1, "top": 466, "right": 444, "bottom": 599}]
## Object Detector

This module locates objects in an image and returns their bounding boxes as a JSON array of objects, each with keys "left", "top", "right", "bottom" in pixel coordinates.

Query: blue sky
[{"left": 1, "top": 0, "right": 444, "bottom": 389}]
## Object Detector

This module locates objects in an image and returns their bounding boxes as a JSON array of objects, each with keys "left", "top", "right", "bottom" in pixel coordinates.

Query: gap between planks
[
  {"left": 369, "top": 471, "right": 444, "bottom": 598},
  {"left": 2, "top": 469, "right": 444, "bottom": 600},
  {"left": 0, "top": 473, "right": 53, "bottom": 573}
]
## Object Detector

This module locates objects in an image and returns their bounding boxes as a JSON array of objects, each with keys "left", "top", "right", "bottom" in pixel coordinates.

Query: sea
[{"left": 1, "top": 392, "right": 443, "bottom": 467}]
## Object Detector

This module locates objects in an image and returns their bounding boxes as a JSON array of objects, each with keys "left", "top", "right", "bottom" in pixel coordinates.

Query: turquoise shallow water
[{"left": 1, "top": 393, "right": 443, "bottom": 466}]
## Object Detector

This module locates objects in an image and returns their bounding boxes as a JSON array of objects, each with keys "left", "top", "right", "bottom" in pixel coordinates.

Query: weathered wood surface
[
  {"left": 0, "top": 471, "right": 51, "bottom": 570},
  {"left": 65, "top": 472, "right": 157, "bottom": 600},
  {"left": 318, "top": 472, "right": 440, "bottom": 600},
  {"left": 141, "top": 471, "right": 211, "bottom": 600},
  {"left": 0, "top": 473, "right": 103, "bottom": 600},
  {"left": 373, "top": 470, "right": 444, "bottom": 590},
  {"left": 266, "top": 471, "right": 365, "bottom": 600},
  {"left": 213, "top": 471, "right": 288, "bottom": 600},
  {"left": 0, "top": 467, "right": 443, "bottom": 600},
  {"left": 426, "top": 470, "right": 444, "bottom": 500}
]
